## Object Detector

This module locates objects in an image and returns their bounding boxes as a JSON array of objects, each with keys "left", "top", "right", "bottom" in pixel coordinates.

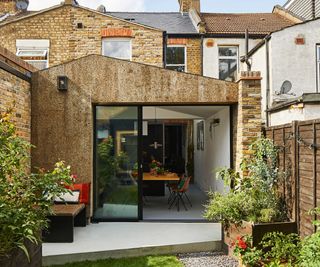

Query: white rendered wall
[
  {"left": 193, "top": 107, "right": 230, "bottom": 193},
  {"left": 203, "top": 38, "right": 262, "bottom": 79},
  {"left": 270, "top": 104, "right": 320, "bottom": 126},
  {"left": 250, "top": 43, "right": 268, "bottom": 121},
  {"left": 270, "top": 19, "right": 320, "bottom": 100}
]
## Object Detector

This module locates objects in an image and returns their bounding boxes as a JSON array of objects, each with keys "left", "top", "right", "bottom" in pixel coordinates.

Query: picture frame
[{"left": 197, "top": 121, "right": 204, "bottom": 151}]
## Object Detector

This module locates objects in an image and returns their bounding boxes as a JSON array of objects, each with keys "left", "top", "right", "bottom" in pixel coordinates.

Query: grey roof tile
[{"left": 107, "top": 12, "right": 198, "bottom": 34}]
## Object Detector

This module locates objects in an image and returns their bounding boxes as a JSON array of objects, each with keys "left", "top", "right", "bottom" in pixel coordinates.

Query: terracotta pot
[{"left": 0, "top": 241, "right": 42, "bottom": 267}]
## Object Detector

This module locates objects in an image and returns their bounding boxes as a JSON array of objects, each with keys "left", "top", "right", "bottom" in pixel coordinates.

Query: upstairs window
[
  {"left": 102, "top": 39, "right": 132, "bottom": 60},
  {"left": 317, "top": 45, "right": 320, "bottom": 91},
  {"left": 218, "top": 46, "right": 238, "bottom": 82},
  {"left": 16, "top": 39, "right": 49, "bottom": 70},
  {"left": 166, "top": 46, "right": 186, "bottom": 72}
]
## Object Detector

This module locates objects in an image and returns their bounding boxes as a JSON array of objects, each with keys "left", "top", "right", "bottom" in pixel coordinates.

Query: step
[{"left": 42, "top": 222, "right": 222, "bottom": 266}]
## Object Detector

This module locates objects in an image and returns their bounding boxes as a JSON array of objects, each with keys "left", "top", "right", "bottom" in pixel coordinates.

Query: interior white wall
[
  {"left": 143, "top": 107, "right": 201, "bottom": 119},
  {"left": 193, "top": 107, "right": 230, "bottom": 193}
]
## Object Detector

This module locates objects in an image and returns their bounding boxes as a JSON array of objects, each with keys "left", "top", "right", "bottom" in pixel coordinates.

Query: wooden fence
[{"left": 265, "top": 119, "right": 320, "bottom": 237}]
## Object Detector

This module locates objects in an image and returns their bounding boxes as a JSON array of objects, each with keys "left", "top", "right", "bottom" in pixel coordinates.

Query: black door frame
[{"left": 93, "top": 104, "right": 234, "bottom": 222}]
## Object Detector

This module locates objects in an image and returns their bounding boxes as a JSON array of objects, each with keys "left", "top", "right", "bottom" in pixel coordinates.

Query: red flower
[{"left": 238, "top": 239, "right": 247, "bottom": 249}]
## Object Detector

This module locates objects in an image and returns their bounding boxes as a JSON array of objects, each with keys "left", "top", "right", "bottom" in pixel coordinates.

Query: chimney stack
[{"left": 178, "top": 0, "right": 200, "bottom": 14}]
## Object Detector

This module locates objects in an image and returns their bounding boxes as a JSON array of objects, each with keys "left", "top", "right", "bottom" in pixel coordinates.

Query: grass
[{"left": 50, "top": 255, "right": 184, "bottom": 267}]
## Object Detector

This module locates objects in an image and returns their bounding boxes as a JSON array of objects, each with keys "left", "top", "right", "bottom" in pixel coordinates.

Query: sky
[{"left": 28, "top": 0, "right": 287, "bottom": 13}]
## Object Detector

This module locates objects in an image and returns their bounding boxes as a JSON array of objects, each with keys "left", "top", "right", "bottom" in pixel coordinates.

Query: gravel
[{"left": 178, "top": 251, "right": 238, "bottom": 267}]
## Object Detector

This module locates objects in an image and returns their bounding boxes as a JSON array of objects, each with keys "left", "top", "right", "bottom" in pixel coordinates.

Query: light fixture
[
  {"left": 209, "top": 118, "right": 220, "bottom": 137},
  {"left": 57, "top": 76, "right": 68, "bottom": 91}
]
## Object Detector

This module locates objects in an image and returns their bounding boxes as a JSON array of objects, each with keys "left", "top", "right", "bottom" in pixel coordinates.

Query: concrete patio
[{"left": 42, "top": 222, "right": 222, "bottom": 266}]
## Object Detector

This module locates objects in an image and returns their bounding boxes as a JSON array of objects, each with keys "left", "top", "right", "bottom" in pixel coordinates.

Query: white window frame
[
  {"left": 16, "top": 39, "right": 50, "bottom": 69},
  {"left": 218, "top": 45, "right": 239, "bottom": 81},
  {"left": 166, "top": 45, "right": 187, "bottom": 72},
  {"left": 317, "top": 44, "right": 320, "bottom": 92},
  {"left": 102, "top": 38, "right": 132, "bottom": 61}
]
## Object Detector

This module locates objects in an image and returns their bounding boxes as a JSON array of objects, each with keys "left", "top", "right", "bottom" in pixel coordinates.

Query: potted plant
[
  {"left": 0, "top": 110, "right": 74, "bottom": 267},
  {"left": 204, "top": 137, "right": 297, "bottom": 256},
  {"left": 150, "top": 160, "right": 165, "bottom": 176}
]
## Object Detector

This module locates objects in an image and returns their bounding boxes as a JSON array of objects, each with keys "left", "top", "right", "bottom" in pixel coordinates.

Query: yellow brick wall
[
  {"left": 0, "top": 5, "right": 163, "bottom": 68},
  {"left": 186, "top": 38, "right": 201, "bottom": 75},
  {"left": 0, "top": 68, "right": 31, "bottom": 141}
]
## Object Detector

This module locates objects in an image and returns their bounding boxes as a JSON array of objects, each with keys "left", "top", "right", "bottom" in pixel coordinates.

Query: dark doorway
[{"left": 164, "top": 125, "right": 186, "bottom": 175}]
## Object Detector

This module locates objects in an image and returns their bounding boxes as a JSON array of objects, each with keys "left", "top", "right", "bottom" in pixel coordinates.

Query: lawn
[{"left": 50, "top": 255, "right": 184, "bottom": 267}]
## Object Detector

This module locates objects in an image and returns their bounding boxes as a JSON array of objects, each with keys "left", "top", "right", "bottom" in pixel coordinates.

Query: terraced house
[{"left": 0, "top": 0, "right": 301, "bottom": 224}]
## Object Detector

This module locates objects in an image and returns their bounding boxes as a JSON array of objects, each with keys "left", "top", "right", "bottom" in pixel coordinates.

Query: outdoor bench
[{"left": 43, "top": 203, "right": 86, "bottom": 243}]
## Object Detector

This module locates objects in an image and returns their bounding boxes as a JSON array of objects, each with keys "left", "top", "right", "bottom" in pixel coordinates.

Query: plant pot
[
  {"left": 223, "top": 221, "right": 297, "bottom": 257},
  {"left": 0, "top": 241, "right": 42, "bottom": 267}
]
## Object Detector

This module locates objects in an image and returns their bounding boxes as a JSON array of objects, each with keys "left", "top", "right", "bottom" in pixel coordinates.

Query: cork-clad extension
[{"left": 31, "top": 54, "right": 239, "bottom": 214}]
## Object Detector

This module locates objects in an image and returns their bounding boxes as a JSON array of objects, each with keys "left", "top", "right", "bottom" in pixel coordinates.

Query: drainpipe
[
  {"left": 245, "top": 29, "right": 252, "bottom": 71},
  {"left": 163, "top": 31, "right": 167, "bottom": 68},
  {"left": 312, "top": 0, "right": 316, "bottom": 19},
  {"left": 265, "top": 36, "right": 271, "bottom": 127}
]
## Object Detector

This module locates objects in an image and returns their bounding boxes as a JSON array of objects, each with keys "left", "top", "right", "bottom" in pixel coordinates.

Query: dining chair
[
  {"left": 166, "top": 174, "right": 185, "bottom": 204},
  {"left": 168, "top": 176, "right": 192, "bottom": 212}
]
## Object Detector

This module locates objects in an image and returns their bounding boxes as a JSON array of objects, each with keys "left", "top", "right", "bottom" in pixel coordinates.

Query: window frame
[
  {"left": 218, "top": 45, "right": 239, "bottom": 82},
  {"left": 166, "top": 45, "right": 187, "bottom": 72},
  {"left": 102, "top": 38, "right": 132, "bottom": 61},
  {"left": 317, "top": 44, "right": 320, "bottom": 92},
  {"left": 16, "top": 39, "right": 50, "bottom": 70}
]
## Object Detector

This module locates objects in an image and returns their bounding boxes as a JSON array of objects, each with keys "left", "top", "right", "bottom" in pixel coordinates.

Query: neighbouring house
[
  {"left": 201, "top": 6, "right": 300, "bottom": 82},
  {"left": 283, "top": 0, "right": 319, "bottom": 20},
  {"left": 0, "top": 0, "right": 164, "bottom": 69},
  {"left": 248, "top": 17, "right": 320, "bottom": 126}
]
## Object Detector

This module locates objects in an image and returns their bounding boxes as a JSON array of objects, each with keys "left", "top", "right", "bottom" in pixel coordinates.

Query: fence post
[
  {"left": 313, "top": 123, "right": 317, "bottom": 233},
  {"left": 292, "top": 120, "right": 299, "bottom": 234}
]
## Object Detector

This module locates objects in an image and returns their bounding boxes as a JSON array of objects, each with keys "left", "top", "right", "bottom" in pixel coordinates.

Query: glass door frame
[{"left": 93, "top": 104, "right": 143, "bottom": 222}]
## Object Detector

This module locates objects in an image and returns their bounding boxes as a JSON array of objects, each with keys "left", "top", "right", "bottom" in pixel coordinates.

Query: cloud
[{"left": 28, "top": 0, "right": 145, "bottom": 12}]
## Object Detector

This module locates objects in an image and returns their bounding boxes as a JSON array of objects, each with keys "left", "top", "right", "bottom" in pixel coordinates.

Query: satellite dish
[
  {"left": 16, "top": 0, "right": 29, "bottom": 11},
  {"left": 280, "top": 80, "right": 292, "bottom": 95}
]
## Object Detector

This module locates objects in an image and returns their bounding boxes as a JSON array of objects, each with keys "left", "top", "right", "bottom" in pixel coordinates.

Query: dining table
[{"left": 143, "top": 172, "right": 180, "bottom": 196}]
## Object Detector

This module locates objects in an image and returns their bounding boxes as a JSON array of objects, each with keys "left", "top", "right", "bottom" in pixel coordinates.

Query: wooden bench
[{"left": 43, "top": 203, "right": 86, "bottom": 243}]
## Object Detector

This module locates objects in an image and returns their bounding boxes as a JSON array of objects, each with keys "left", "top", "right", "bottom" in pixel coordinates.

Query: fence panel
[{"left": 265, "top": 120, "right": 320, "bottom": 236}]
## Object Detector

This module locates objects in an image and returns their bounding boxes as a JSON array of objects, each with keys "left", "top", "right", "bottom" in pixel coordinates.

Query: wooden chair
[{"left": 168, "top": 176, "right": 192, "bottom": 212}]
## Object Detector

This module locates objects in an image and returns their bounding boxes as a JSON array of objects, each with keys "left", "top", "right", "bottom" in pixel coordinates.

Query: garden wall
[
  {"left": 0, "top": 46, "right": 34, "bottom": 141},
  {"left": 265, "top": 119, "right": 320, "bottom": 237}
]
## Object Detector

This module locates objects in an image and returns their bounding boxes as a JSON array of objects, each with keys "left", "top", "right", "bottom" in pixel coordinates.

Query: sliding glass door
[{"left": 94, "top": 106, "right": 141, "bottom": 221}]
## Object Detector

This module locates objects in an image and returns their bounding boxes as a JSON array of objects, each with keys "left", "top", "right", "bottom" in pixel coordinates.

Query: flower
[
  {"left": 238, "top": 238, "right": 247, "bottom": 249},
  {"left": 71, "top": 174, "right": 77, "bottom": 182}
]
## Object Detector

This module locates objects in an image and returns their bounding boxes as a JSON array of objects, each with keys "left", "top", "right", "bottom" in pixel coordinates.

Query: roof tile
[{"left": 201, "top": 13, "right": 295, "bottom": 35}]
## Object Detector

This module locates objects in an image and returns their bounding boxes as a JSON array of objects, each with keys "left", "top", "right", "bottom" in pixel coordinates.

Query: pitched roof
[
  {"left": 201, "top": 13, "right": 296, "bottom": 35},
  {"left": 107, "top": 12, "right": 198, "bottom": 34}
]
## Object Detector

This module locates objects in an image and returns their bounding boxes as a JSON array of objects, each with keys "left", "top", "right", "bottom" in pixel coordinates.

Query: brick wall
[
  {"left": 236, "top": 71, "right": 262, "bottom": 174},
  {"left": 0, "top": 0, "right": 17, "bottom": 14},
  {"left": 0, "top": 5, "right": 163, "bottom": 68},
  {"left": 0, "top": 47, "right": 32, "bottom": 142},
  {"left": 186, "top": 38, "right": 201, "bottom": 75}
]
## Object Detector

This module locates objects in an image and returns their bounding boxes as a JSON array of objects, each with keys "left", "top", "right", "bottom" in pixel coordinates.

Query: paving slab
[{"left": 43, "top": 222, "right": 222, "bottom": 266}]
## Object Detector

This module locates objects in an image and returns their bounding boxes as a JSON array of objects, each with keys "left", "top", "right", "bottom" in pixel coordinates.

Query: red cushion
[{"left": 66, "top": 183, "right": 90, "bottom": 205}]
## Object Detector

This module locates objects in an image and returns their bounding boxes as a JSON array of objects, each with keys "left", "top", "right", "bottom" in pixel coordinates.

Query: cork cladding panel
[
  {"left": 31, "top": 55, "right": 238, "bottom": 185},
  {"left": 0, "top": 5, "right": 163, "bottom": 67}
]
